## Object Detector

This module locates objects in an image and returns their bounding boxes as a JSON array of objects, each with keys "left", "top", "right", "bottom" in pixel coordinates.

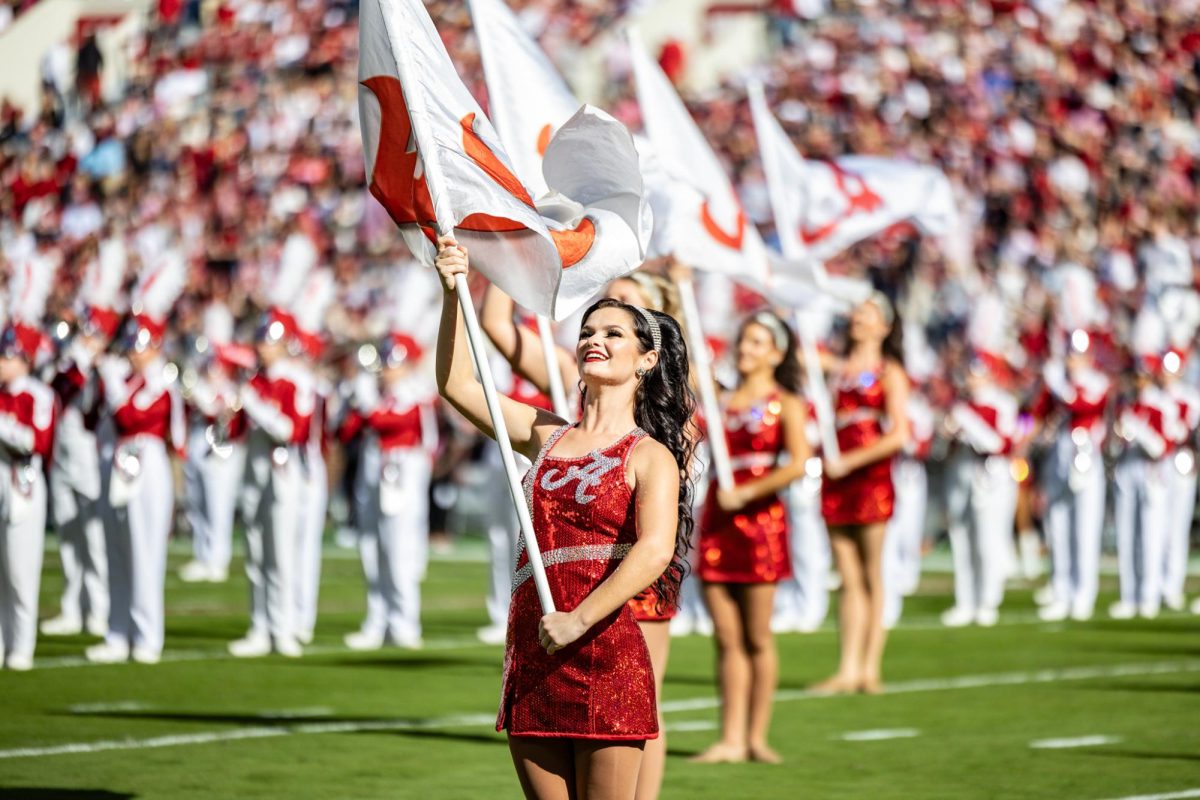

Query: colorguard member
[
  {"left": 342, "top": 333, "right": 437, "bottom": 650},
  {"left": 229, "top": 232, "right": 317, "bottom": 658},
  {"left": 86, "top": 251, "right": 186, "bottom": 664},
  {"left": 0, "top": 258, "right": 59, "bottom": 670},
  {"left": 43, "top": 237, "right": 123, "bottom": 636}
]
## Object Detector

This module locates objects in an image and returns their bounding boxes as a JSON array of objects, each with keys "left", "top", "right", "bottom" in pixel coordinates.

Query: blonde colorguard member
[
  {"left": 0, "top": 258, "right": 59, "bottom": 670},
  {"left": 342, "top": 333, "right": 437, "bottom": 649},
  {"left": 229, "top": 232, "right": 317, "bottom": 658},
  {"left": 1110, "top": 311, "right": 1181, "bottom": 619},
  {"left": 44, "top": 237, "right": 123, "bottom": 637},
  {"left": 179, "top": 299, "right": 249, "bottom": 584},
  {"left": 86, "top": 251, "right": 186, "bottom": 664}
]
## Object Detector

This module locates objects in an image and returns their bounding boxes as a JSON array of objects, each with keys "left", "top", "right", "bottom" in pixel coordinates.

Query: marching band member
[
  {"left": 1034, "top": 329, "right": 1111, "bottom": 622},
  {"left": 229, "top": 231, "right": 317, "bottom": 658},
  {"left": 693, "top": 310, "right": 808, "bottom": 764},
  {"left": 941, "top": 353, "right": 1019, "bottom": 627},
  {"left": 342, "top": 333, "right": 437, "bottom": 650},
  {"left": 1110, "top": 313, "right": 1181, "bottom": 619},
  {"left": 292, "top": 268, "right": 337, "bottom": 646},
  {"left": 815, "top": 293, "right": 909, "bottom": 694},
  {"left": 43, "top": 238, "right": 122, "bottom": 637},
  {"left": 86, "top": 252, "right": 186, "bottom": 665},
  {"left": 179, "top": 299, "right": 248, "bottom": 584},
  {"left": 1161, "top": 348, "right": 1200, "bottom": 612},
  {"left": 0, "top": 260, "right": 58, "bottom": 670}
]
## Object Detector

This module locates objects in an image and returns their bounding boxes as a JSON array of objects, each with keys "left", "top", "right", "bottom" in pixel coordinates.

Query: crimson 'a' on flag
[{"left": 357, "top": 0, "right": 650, "bottom": 320}]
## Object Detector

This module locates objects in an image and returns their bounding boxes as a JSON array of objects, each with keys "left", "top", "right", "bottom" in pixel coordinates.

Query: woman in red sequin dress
[
  {"left": 481, "top": 268, "right": 688, "bottom": 799},
  {"left": 435, "top": 239, "right": 698, "bottom": 800},
  {"left": 814, "top": 294, "right": 910, "bottom": 695},
  {"left": 692, "top": 311, "right": 810, "bottom": 764}
]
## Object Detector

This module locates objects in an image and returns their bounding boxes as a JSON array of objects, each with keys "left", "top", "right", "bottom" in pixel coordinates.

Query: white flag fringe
[{"left": 358, "top": 0, "right": 650, "bottom": 321}]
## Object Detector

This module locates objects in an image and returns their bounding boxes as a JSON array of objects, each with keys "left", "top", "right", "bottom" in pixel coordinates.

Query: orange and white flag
[
  {"left": 628, "top": 32, "right": 770, "bottom": 288},
  {"left": 358, "top": 0, "right": 649, "bottom": 320},
  {"left": 749, "top": 81, "right": 959, "bottom": 267}
]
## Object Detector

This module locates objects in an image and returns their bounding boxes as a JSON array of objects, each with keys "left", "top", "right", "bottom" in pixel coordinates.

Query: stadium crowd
[{"left": 0, "top": 0, "right": 1198, "bottom": 672}]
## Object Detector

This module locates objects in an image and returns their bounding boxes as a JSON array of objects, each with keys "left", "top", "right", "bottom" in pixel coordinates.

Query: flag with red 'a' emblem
[
  {"left": 358, "top": 0, "right": 650, "bottom": 321},
  {"left": 748, "top": 83, "right": 959, "bottom": 267},
  {"left": 627, "top": 32, "right": 770, "bottom": 289}
]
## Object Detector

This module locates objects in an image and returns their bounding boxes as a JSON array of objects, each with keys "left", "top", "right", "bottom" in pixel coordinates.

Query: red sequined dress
[
  {"left": 698, "top": 391, "right": 793, "bottom": 583},
  {"left": 497, "top": 425, "right": 659, "bottom": 740},
  {"left": 821, "top": 367, "right": 895, "bottom": 526}
]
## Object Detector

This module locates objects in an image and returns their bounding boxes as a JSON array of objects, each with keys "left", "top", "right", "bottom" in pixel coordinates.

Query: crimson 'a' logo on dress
[{"left": 800, "top": 161, "right": 883, "bottom": 245}]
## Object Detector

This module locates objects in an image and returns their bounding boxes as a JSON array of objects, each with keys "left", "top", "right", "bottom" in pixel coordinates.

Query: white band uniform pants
[
  {"left": 884, "top": 456, "right": 928, "bottom": 626},
  {"left": 946, "top": 452, "right": 1016, "bottom": 616},
  {"left": 106, "top": 439, "right": 174, "bottom": 656},
  {"left": 0, "top": 463, "right": 47, "bottom": 664},
  {"left": 48, "top": 471, "right": 109, "bottom": 627},
  {"left": 775, "top": 476, "right": 830, "bottom": 629},
  {"left": 294, "top": 447, "right": 328, "bottom": 640},
  {"left": 1162, "top": 458, "right": 1196, "bottom": 604},
  {"left": 1113, "top": 456, "right": 1169, "bottom": 610},
  {"left": 1043, "top": 436, "right": 1106, "bottom": 617},
  {"left": 183, "top": 424, "right": 244, "bottom": 575},
  {"left": 244, "top": 450, "right": 304, "bottom": 644},
  {"left": 357, "top": 448, "right": 430, "bottom": 641}
]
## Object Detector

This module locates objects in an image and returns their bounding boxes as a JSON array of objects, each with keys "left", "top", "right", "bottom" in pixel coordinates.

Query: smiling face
[
  {"left": 603, "top": 278, "right": 651, "bottom": 309},
  {"left": 849, "top": 299, "right": 889, "bottom": 347},
  {"left": 736, "top": 321, "right": 784, "bottom": 378},
  {"left": 577, "top": 306, "right": 657, "bottom": 389}
]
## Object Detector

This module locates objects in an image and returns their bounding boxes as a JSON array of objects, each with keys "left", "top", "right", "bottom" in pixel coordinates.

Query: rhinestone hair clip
[
  {"left": 753, "top": 311, "right": 790, "bottom": 352},
  {"left": 633, "top": 306, "right": 662, "bottom": 352}
]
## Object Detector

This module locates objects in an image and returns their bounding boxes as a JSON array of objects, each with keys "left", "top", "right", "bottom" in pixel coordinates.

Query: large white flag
[
  {"left": 748, "top": 82, "right": 959, "bottom": 267},
  {"left": 467, "top": 0, "right": 579, "bottom": 198},
  {"left": 358, "top": 0, "right": 650, "bottom": 320},
  {"left": 628, "top": 33, "right": 770, "bottom": 288}
]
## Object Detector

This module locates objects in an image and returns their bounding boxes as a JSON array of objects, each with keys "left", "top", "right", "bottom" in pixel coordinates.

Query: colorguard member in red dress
[
  {"left": 44, "top": 236, "right": 122, "bottom": 637},
  {"left": 86, "top": 251, "right": 186, "bottom": 665},
  {"left": 0, "top": 258, "right": 59, "bottom": 670},
  {"left": 436, "top": 240, "right": 696, "bottom": 800},
  {"left": 692, "top": 311, "right": 809, "bottom": 764},
  {"left": 814, "top": 293, "right": 910, "bottom": 694}
]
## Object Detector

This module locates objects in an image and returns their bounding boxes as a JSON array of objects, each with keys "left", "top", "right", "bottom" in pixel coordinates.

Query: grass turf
[{"left": 1, "top": 540, "right": 1197, "bottom": 799}]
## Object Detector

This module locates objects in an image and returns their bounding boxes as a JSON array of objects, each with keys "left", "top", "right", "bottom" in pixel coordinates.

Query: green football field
[{"left": 2, "top": 540, "right": 1198, "bottom": 800}]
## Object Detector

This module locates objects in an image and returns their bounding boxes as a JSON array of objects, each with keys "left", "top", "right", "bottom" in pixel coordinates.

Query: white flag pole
[
  {"left": 677, "top": 276, "right": 735, "bottom": 492},
  {"left": 536, "top": 315, "right": 572, "bottom": 419},
  {"left": 383, "top": 5, "right": 556, "bottom": 615},
  {"left": 747, "top": 79, "right": 842, "bottom": 463}
]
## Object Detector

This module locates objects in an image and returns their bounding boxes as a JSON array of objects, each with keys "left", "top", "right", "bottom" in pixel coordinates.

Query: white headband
[
  {"left": 633, "top": 306, "right": 663, "bottom": 352},
  {"left": 752, "top": 311, "right": 790, "bottom": 352}
]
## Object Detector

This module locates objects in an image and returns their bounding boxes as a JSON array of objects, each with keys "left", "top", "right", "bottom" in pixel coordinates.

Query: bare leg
[
  {"left": 742, "top": 583, "right": 781, "bottom": 763},
  {"left": 690, "top": 582, "right": 750, "bottom": 763},
  {"left": 636, "top": 620, "right": 670, "bottom": 800},
  {"left": 859, "top": 522, "right": 889, "bottom": 693},
  {"left": 509, "top": 735, "right": 576, "bottom": 800},
  {"left": 812, "top": 527, "right": 866, "bottom": 693},
  {"left": 575, "top": 740, "right": 645, "bottom": 800}
]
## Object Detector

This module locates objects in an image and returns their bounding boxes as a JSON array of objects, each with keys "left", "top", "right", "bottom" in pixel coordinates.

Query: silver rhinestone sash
[{"left": 511, "top": 543, "right": 633, "bottom": 595}]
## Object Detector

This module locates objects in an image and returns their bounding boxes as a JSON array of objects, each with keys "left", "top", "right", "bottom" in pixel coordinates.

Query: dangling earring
[
  {"left": 636, "top": 368, "right": 646, "bottom": 379},
  {"left": 577, "top": 380, "right": 585, "bottom": 397}
]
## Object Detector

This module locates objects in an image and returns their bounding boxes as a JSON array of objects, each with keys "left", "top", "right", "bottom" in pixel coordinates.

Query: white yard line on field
[
  {"left": 1097, "top": 791, "right": 1200, "bottom": 800},
  {"left": 3, "top": 660, "right": 1197, "bottom": 761},
  {"left": 838, "top": 729, "right": 920, "bottom": 742},
  {"left": 1029, "top": 735, "right": 1122, "bottom": 749}
]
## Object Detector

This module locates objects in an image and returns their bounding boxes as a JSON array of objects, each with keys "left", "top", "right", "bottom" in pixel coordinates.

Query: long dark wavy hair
[
  {"left": 738, "top": 310, "right": 802, "bottom": 394},
  {"left": 579, "top": 298, "right": 698, "bottom": 614}
]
